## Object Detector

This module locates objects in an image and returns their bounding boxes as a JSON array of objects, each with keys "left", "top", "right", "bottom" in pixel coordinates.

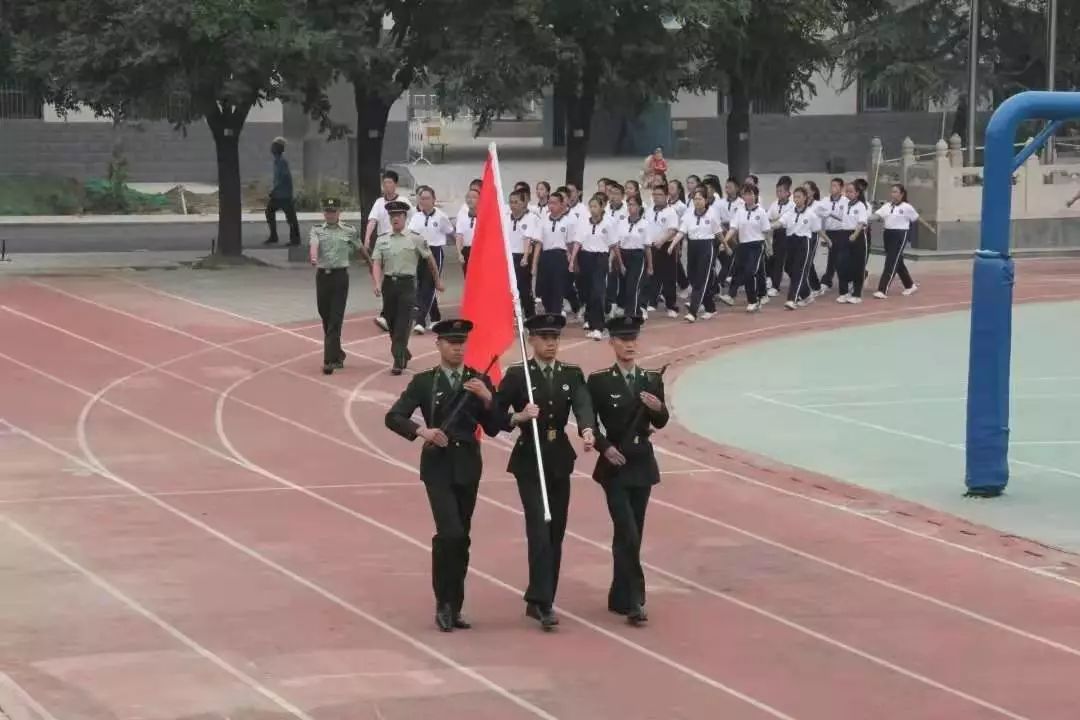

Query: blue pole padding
[
  {"left": 965, "top": 250, "right": 1014, "bottom": 494},
  {"left": 1012, "top": 119, "right": 1064, "bottom": 172}
]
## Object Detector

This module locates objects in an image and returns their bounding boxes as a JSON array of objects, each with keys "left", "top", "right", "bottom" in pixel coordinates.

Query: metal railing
[{"left": 0, "top": 81, "right": 43, "bottom": 119}]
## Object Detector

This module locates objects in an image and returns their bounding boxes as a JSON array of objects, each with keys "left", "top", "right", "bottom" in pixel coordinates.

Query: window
[
  {"left": 858, "top": 77, "right": 923, "bottom": 113},
  {"left": 0, "top": 81, "right": 43, "bottom": 119}
]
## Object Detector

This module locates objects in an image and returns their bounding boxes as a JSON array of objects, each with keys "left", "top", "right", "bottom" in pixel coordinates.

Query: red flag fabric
[{"left": 461, "top": 148, "right": 517, "bottom": 389}]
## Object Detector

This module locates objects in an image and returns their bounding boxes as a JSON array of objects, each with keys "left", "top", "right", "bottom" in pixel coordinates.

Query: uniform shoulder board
[
  {"left": 588, "top": 367, "right": 609, "bottom": 377},
  {"left": 339, "top": 221, "right": 356, "bottom": 230},
  {"left": 506, "top": 362, "right": 524, "bottom": 371}
]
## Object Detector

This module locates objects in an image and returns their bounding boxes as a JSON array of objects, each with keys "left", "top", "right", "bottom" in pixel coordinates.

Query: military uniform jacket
[
  {"left": 385, "top": 366, "right": 501, "bottom": 485},
  {"left": 587, "top": 365, "right": 669, "bottom": 486},
  {"left": 496, "top": 360, "right": 596, "bottom": 479}
]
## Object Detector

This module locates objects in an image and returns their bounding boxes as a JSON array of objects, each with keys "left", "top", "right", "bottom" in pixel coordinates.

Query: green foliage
[{"left": 0, "top": 175, "right": 169, "bottom": 215}]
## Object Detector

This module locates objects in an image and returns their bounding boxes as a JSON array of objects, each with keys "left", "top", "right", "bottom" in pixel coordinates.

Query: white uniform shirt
[
  {"left": 607, "top": 202, "right": 629, "bottom": 225},
  {"left": 580, "top": 215, "right": 617, "bottom": 253},
  {"left": 535, "top": 200, "right": 551, "bottom": 222},
  {"left": 670, "top": 199, "right": 688, "bottom": 220},
  {"left": 767, "top": 198, "right": 794, "bottom": 222},
  {"left": 369, "top": 194, "right": 414, "bottom": 235},
  {"left": 618, "top": 215, "right": 650, "bottom": 250},
  {"left": 841, "top": 200, "right": 870, "bottom": 231},
  {"left": 731, "top": 205, "right": 772, "bottom": 243},
  {"left": 822, "top": 195, "right": 849, "bottom": 232},
  {"left": 711, "top": 196, "right": 745, "bottom": 227},
  {"left": 567, "top": 201, "right": 588, "bottom": 225},
  {"left": 646, "top": 205, "right": 679, "bottom": 246},
  {"left": 679, "top": 209, "right": 725, "bottom": 240},
  {"left": 507, "top": 210, "right": 541, "bottom": 255},
  {"left": 454, "top": 206, "right": 478, "bottom": 247},
  {"left": 540, "top": 212, "right": 577, "bottom": 251},
  {"left": 780, "top": 205, "right": 823, "bottom": 238},
  {"left": 875, "top": 201, "right": 919, "bottom": 229},
  {"left": 407, "top": 207, "right": 454, "bottom": 248}
]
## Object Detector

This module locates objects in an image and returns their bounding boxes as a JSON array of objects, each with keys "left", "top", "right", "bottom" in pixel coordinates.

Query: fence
[{"left": 0, "top": 81, "right": 43, "bottom": 120}]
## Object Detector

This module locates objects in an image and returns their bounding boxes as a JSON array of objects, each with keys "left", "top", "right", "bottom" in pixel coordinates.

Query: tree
[
  {"left": 840, "top": 0, "right": 1080, "bottom": 148},
  {"left": 297, "top": 0, "right": 466, "bottom": 228},
  {"left": 432, "top": 0, "right": 686, "bottom": 187},
  {"left": 11, "top": 0, "right": 313, "bottom": 257},
  {"left": 682, "top": 0, "right": 859, "bottom": 181}
]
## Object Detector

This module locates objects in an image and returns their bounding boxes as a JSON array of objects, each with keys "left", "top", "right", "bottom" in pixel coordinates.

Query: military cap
[
  {"left": 385, "top": 200, "right": 410, "bottom": 215},
  {"left": 606, "top": 314, "right": 644, "bottom": 339},
  {"left": 432, "top": 318, "right": 473, "bottom": 341},
  {"left": 322, "top": 197, "right": 342, "bottom": 211},
  {"left": 525, "top": 313, "right": 566, "bottom": 336}
]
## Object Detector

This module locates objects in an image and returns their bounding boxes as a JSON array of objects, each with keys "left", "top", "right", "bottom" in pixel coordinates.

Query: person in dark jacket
[
  {"left": 384, "top": 319, "right": 501, "bottom": 631},
  {"left": 264, "top": 137, "right": 300, "bottom": 246}
]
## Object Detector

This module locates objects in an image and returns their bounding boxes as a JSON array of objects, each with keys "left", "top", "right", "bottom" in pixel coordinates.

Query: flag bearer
[
  {"left": 587, "top": 315, "right": 669, "bottom": 625},
  {"left": 385, "top": 319, "right": 501, "bottom": 631},
  {"left": 495, "top": 313, "right": 596, "bottom": 631}
]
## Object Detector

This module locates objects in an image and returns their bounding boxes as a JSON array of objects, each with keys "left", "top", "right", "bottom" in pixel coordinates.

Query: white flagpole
[{"left": 489, "top": 142, "right": 551, "bottom": 522}]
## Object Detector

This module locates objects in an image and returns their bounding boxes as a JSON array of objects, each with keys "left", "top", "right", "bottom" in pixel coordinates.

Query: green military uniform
[
  {"left": 372, "top": 200, "right": 432, "bottom": 374},
  {"left": 384, "top": 319, "right": 500, "bottom": 631},
  {"left": 310, "top": 197, "right": 360, "bottom": 374},
  {"left": 588, "top": 315, "right": 669, "bottom": 624},
  {"left": 494, "top": 313, "right": 595, "bottom": 630}
]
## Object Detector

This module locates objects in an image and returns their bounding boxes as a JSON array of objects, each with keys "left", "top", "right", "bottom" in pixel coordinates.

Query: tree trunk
[
  {"left": 563, "top": 64, "right": 599, "bottom": 189},
  {"left": 352, "top": 80, "right": 393, "bottom": 228},
  {"left": 206, "top": 107, "right": 247, "bottom": 258},
  {"left": 726, "top": 79, "right": 751, "bottom": 183}
]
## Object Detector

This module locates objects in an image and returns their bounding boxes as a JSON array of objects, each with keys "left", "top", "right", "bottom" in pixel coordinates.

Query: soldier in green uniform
[
  {"left": 384, "top": 319, "right": 501, "bottom": 632},
  {"left": 372, "top": 200, "right": 444, "bottom": 375},
  {"left": 495, "top": 313, "right": 596, "bottom": 630},
  {"left": 309, "top": 197, "right": 363, "bottom": 375},
  {"left": 587, "top": 315, "right": 669, "bottom": 625}
]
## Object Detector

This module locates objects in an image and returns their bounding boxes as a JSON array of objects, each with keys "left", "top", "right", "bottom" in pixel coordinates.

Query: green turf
[{"left": 673, "top": 300, "right": 1080, "bottom": 553}]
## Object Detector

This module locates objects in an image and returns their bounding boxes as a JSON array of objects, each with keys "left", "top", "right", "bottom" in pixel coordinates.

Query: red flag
[{"left": 461, "top": 146, "right": 517, "bottom": 388}]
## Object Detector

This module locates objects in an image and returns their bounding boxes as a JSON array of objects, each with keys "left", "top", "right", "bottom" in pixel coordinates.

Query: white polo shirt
[
  {"left": 646, "top": 205, "right": 679, "bottom": 246},
  {"left": 780, "top": 205, "right": 823, "bottom": 238},
  {"left": 407, "top": 207, "right": 454, "bottom": 248},
  {"left": 679, "top": 209, "right": 724, "bottom": 240},
  {"left": 507, "top": 210, "right": 541, "bottom": 255},
  {"left": 368, "top": 194, "right": 414, "bottom": 235},
  {"left": 842, "top": 201, "right": 869, "bottom": 231},
  {"left": 618, "top": 215, "right": 650, "bottom": 250},
  {"left": 731, "top": 205, "right": 772, "bottom": 243},
  {"left": 876, "top": 202, "right": 919, "bottom": 229},
  {"left": 822, "top": 195, "right": 849, "bottom": 232},
  {"left": 540, "top": 212, "right": 577, "bottom": 251},
  {"left": 580, "top": 215, "right": 617, "bottom": 254},
  {"left": 454, "top": 206, "right": 477, "bottom": 247}
]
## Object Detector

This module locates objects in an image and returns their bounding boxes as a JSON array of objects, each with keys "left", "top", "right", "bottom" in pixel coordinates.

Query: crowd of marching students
[{"left": 366, "top": 162, "right": 924, "bottom": 341}]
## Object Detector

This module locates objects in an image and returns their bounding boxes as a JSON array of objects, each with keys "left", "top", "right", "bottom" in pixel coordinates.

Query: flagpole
[{"left": 489, "top": 142, "right": 552, "bottom": 523}]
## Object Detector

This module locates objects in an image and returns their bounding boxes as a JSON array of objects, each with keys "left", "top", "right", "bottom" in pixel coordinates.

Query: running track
[{"left": 1, "top": 261, "right": 1079, "bottom": 719}]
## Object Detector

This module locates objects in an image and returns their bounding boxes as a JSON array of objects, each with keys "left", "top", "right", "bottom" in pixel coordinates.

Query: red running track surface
[{"left": 1, "top": 263, "right": 1079, "bottom": 720}]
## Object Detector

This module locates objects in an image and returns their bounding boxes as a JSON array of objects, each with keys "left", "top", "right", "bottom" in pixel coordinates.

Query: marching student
[
  {"left": 837, "top": 181, "right": 870, "bottom": 304},
  {"left": 625, "top": 180, "right": 643, "bottom": 207},
  {"left": 454, "top": 186, "right": 479, "bottom": 275},
  {"left": 615, "top": 195, "right": 653, "bottom": 320},
  {"left": 587, "top": 315, "right": 669, "bottom": 625},
  {"left": 820, "top": 177, "right": 849, "bottom": 291},
  {"left": 873, "top": 183, "right": 919, "bottom": 298},
  {"left": 645, "top": 184, "right": 680, "bottom": 316},
  {"left": 720, "top": 184, "right": 771, "bottom": 312},
  {"left": 714, "top": 177, "right": 745, "bottom": 291},
  {"left": 606, "top": 182, "right": 630, "bottom": 315},
  {"left": 668, "top": 179, "right": 687, "bottom": 220},
  {"left": 670, "top": 187, "right": 721, "bottom": 322},
  {"left": 685, "top": 174, "right": 701, "bottom": 199},
  {"left": 535, "top": 181, "right": 552, "bottom": 220},
  {"left": 774, "top": 186, "right": 821, "bottom": 310},
  {"left": 533, "top": 190, "right": 579, "bottom": 315},
  {"left": 766, "top": 176, "right": 794, "bottom": 297},
  {"left": 408, "top": 185, "right": 454, "bottom": 334},
  {"left": 854, "top": 177, "right": 873, "bottom": 287},
  {"left": 803, "top": 180, "right": 825, "bottom": 296},
  {"left": 578, "top": 193, "right": 618, "bottom": 340},
  {"left": 508, "top": 189, "right": 541, "bottom": 318}
]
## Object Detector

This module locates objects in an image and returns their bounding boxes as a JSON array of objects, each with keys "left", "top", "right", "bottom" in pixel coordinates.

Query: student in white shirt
[
  {"left": 454, "top": 186, "right": 480, "bottom": 275},
  {"left": 508, "top": 189, "right": 541, "bottom": 318},
  {"left": 667, "top": 179, "right": 687, "bottom": 220},
  {"left": 645, "top": 184, "right": 680, "bottom": 316},
  {"left": 615, "top": 195, "right": 652, "bottom": 320},
  {"left": 720, "top": 184, "right": 773, "bottom": 311},
  {"left": 533, "top": 190, "right": 578, "bottom": 315},
  {"left": 803, "top": 180, "right": 826, "bottom": 296},
  {"left": 535, "top": 181, "right": 552, "bottom": 221},
  {"left": 365, "top": 170, "right": 414, "bottom": 332},
  {"left": 773, "top": 186, "right": 822, "bottom": 310},
  {"left": 578, "top": 194, "right": 618, "bottom": 339},
  {"left": 670, "top": 187, "right": 722, "bottom": 322},
  {"left": 605, "top": 182, "right": 630, "bottom": 315},
  {"left": 562, "top": 182, "right": 586, "bottom": 320},
  {"left": 837, "top": 182, "right": 870, "bottom": 304},
  {"left": 820, "top": 177, "right": 849, "bottom": 291},
  {"left": 766, "top": 176, "right": 794, "bottom": 297},
  {"left": 873, "top": 183, "right": 919, "bottom": 298},
  {"left": 712, "top": 178, "right": 745, "bottom": 293},
  {"left": 408, "top": 185, "right": 455, "bottom": 333}
]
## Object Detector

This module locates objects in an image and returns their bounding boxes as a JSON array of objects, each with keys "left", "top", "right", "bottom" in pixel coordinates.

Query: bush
[{"left": 0, "top": 176, "right": 85, "bottom": 215}]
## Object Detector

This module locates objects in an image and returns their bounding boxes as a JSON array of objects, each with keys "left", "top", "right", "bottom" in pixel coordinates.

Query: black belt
[
  {"left": 318, "top": 267, "right": 348, "bottom": 274},
  {"left": 385, "top": 274, "right": 415, "bottom": 280}
]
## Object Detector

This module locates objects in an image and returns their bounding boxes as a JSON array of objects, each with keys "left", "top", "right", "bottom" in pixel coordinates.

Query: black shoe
[
  {"left": 332, "top": 355, "right": 345, "bottom": 370},
  {"left": 287, "top": 239, "right": 300, "bottom": 247},
  {"left": 435, "top": 603, "right": 454, "bottom": 632},
  {"left": 390, "top": 366, "right": 403, "bottom": 376},
  {"left": 453, "top": 613, "right": 471, "bottom": 630},
  {"left": 322, "top": 364, "right": 334, "bottom": 375},
  {"left": 627, "top": 605, "right": 648, "bottom": 626},
  {"left": 526, "top": 603, "right": 557, "bottom": 631},
  {"left": 608, "top": 604, "right": 629, "bottom": 616},
  {"left": 263, "top": 237, "right": 279, "bottom": 245}
]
